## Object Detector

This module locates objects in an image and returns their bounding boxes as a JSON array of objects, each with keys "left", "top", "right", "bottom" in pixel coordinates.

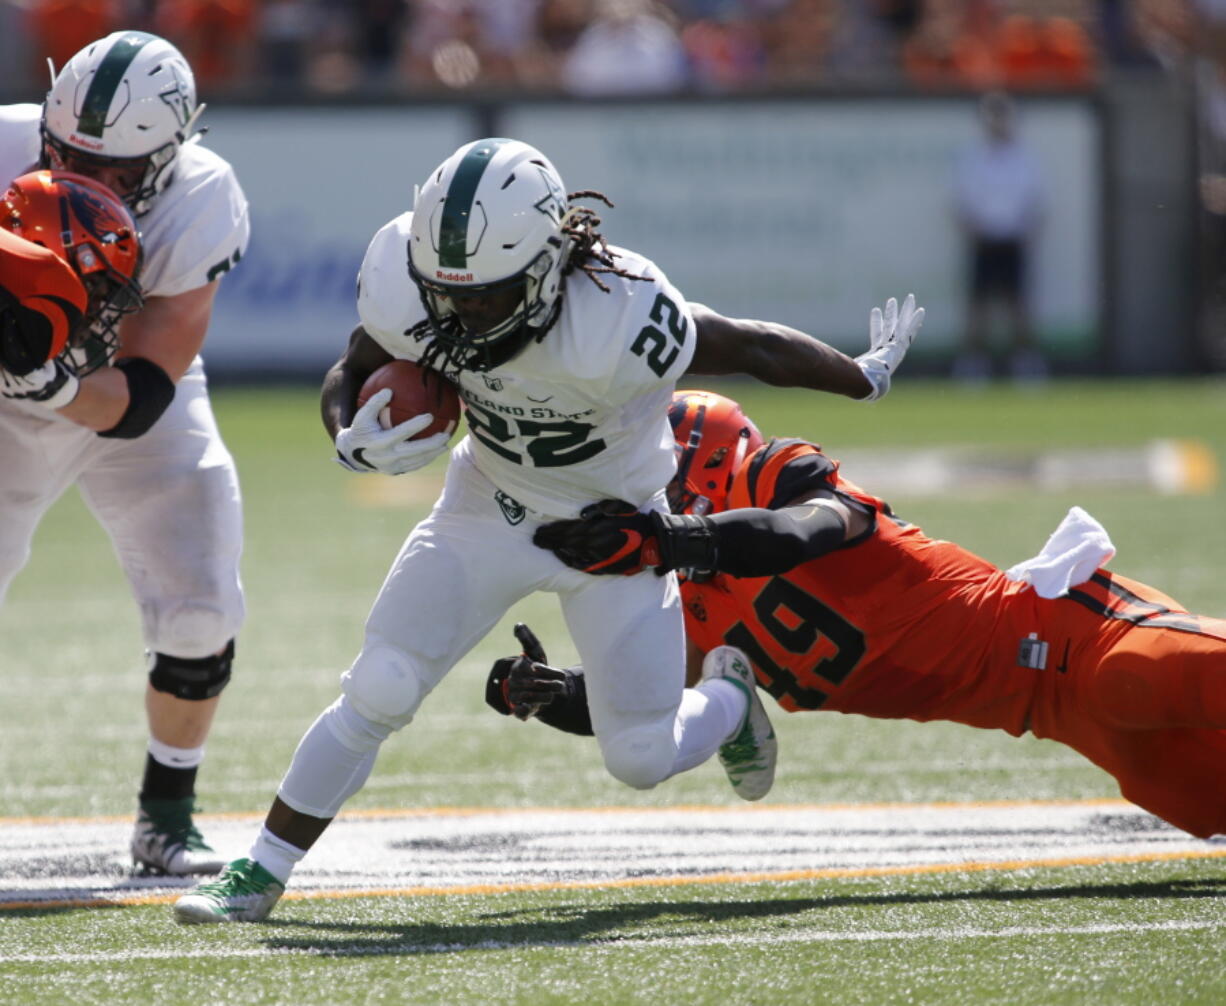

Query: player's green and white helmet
[
  {"left": 408, "top": 137, "right": 572, "bottom": 372},
  {"left": 41, "top": 31, "right": 203, "bottom": 217}
]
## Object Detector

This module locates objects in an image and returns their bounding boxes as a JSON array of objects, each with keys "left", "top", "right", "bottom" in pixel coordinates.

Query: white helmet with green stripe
[
  {"left": 408, "top": 137, "right": 572, "bottom": 372},
  {"left": 41, "top": 31, "right": 203, "bottom": 217}
]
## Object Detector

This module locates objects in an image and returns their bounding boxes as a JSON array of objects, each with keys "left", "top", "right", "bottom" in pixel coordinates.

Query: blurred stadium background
[{"left": 1, "top": 0, "right": 1222, "bottom": 381}]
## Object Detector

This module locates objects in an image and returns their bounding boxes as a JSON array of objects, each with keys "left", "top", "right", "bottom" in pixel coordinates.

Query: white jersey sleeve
[
  {"left": 355, "top": 211, "right": 429, "bottom": 360},
  {"left": 566, "top": 246, "right": 696, "bottom": 405},
  {"left": 135, "top": 139, "right": 250, "bottom": 298},
  {"left": 0, "top": 104, "right": 41, "bottom": 187}
]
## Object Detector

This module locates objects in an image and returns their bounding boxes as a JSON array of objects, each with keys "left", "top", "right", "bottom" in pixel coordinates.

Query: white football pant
[
  {"left": 0, "top": 359, "right": 245, "bottom": 658},
  {"left": 277, "top": 436, "right": 696, "bottom": 818}
]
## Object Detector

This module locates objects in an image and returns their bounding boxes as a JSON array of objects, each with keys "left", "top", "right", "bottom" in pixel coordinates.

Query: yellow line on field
[
  {"left": 6, "top": 846, "right": 1226, "bottom": 914},
  {"left": 1172, "top": 438, "right": 1219, "bottom": 493},
  {"left": 0, "top": 797, "right": 1132, "bottom": 827}
]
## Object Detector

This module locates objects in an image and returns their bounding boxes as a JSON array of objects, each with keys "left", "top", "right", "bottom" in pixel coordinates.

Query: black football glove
[
  {"left": 0, "top": 353, "right": 80, "bottom": 409},
  {"left": 533, "top": 499, "right": 723, "bottom": 577},
  {"left": 485, "top": 622, "right": 569, "bottom": 720},
  {"left": 532, "top": 499, "right": 663, "bottom": 575},
  {"left": 484, "top": 623, "right": 594, "bottom": 736},
  {"left": 0, "top": 285, "right": 78, "bottom": 377}
]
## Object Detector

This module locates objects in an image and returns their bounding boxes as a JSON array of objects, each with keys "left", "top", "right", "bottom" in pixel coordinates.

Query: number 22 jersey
[{"left": 356, "top": 211, "right": 696, "bottom": 518}]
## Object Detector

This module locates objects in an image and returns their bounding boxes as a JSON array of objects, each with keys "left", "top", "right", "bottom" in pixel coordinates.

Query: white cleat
[
  {"left": 702, "top": 645, "right": 778, "bottom": 801},
  {"left": 131, "top": 798, "right": 225, "bottom": 876},
  {"left": 173, "top": 858, "right": 285, "bottom": 924}
]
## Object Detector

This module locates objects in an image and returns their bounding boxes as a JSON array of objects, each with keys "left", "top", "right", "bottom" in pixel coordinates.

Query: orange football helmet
[
  {"left": 667, "top": 390, "right": 764, "bottom": 516},
  {"left": 0, "top": 226, "right": 86, "bottom": 373},
  {"left": 1, "top": 170, "right": 143, "bottom": 374}
]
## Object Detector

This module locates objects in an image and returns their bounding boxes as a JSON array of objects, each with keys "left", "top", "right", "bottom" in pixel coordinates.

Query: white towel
[{"left": 1004, "top": 506, "right": 1116, "bottom": 599}]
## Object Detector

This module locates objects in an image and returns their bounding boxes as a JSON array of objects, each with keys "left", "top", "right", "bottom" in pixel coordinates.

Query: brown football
[{"left": 357, "top": 359, "right": 461, "bottom": 439}]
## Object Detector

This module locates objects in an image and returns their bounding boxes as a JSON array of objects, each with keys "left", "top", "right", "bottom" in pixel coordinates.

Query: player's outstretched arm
[
  {"left": 13, "top": 285, "right": 213, "bottom": 434},
  {"left": 535, "top": 492, "right": 870, "bottom": 579},
  {"left": 485, "top": 623, "right": 594, "bottom": 736},
  {"left": 686, "top": 295, "right": 923, "bottom": 402}
]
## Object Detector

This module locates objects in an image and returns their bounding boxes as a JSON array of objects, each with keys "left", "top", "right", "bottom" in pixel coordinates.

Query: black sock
[{"left": 139, "top": 753, "right": 197, "bottom": 803}]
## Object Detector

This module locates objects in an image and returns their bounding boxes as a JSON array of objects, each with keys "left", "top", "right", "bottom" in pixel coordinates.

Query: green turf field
[{"left": 3, "top": 377, "right": 1225, "bottom": 1004}]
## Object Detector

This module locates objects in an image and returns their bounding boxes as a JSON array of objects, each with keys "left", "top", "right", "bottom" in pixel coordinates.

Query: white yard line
[{"left": 4, "top": 919, "right": 1225, "bottom": 964}]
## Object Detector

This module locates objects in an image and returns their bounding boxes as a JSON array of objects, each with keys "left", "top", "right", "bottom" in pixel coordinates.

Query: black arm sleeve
[
  {"left": 535, "top": 668, "right": 594, "bottom": 737},
  {"left": 652, "top": 504, "right": 848, "bottom": 578},
  {"left": 96, "top": 357, "right": 176, "bottom": 439}
]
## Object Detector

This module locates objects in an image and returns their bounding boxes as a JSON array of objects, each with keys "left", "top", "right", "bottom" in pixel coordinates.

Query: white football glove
[
  {"left": 0, "top": 356, "right": 80, "bottom": 409},
  {"left": 335, "top": 387, "right": 451, "bottom": 475},
  {"left": 854, "top": 293, "right": 924, "bottom": 402}
]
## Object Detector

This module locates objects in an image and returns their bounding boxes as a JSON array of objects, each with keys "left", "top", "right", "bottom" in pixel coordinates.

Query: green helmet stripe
[
  {"left": 76, "top": 32, "right": 154, "bottom": 138},
  {"left": 438, "top": 139, "right": 508, "bottom": 269}
]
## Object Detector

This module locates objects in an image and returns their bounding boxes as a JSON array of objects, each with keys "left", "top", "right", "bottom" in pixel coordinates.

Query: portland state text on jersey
[{"left": 460, "top": 390, "right": 605, "bottom": 470}]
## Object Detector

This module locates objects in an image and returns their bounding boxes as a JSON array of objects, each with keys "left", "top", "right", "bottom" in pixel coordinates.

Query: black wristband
[
  {"left": 535, "top": 667, "right": 594, "bottom": 737},
  {"left": 97, "top": 356, "right": 176, "bottom": 439},
  {"left": 650, "top": 512, "right": 720, "bottom": 573}
]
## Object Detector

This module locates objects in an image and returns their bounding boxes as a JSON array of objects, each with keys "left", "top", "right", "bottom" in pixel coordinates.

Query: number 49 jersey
[
  {"left": 357, "top": 211, "right": 696, "bottom": 518},
  {"left": 681, "top": 438, "right": 1055, "bottom": 735}
]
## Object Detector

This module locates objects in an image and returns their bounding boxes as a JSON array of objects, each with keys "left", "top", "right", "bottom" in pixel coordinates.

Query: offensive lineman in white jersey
[
  {"left": 175, "top": 137, "right": 922, "bottom": 922},
  {"left": 0, "top": 31, "right": 249, "bottom": 875}
]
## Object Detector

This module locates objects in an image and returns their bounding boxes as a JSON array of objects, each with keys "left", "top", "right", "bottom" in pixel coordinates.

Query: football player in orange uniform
[
  {"left": 1, "top": 169, "right": 143, "bottom": 400},
  {"left": 502, "top": 390, "right": 1226, "bottom": 840}
]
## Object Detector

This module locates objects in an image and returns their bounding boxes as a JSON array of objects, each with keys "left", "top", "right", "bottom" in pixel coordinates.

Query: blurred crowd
[{"left": 0, "top": 0, "right": 1212, "bottom": 98}]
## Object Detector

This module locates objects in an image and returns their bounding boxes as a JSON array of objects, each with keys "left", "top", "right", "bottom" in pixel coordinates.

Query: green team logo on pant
[{"left": 495, "top": 490, "right": 525, "bottom": 525}]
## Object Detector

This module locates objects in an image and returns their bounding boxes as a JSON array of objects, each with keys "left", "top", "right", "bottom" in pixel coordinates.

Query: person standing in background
[{"left": 951, "top": 90, "right": 1046, "bottom": 384}]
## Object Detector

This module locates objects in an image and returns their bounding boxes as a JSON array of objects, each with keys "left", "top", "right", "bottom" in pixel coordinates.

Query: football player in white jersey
[
  {"left": 175, "top": 137, "right": 922, "bottom": 922},
  {"left": 0, "top": 31, "right": 250, "bottom": 875}
]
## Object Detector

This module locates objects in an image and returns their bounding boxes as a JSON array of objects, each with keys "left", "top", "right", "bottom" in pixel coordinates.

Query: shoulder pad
[
  {"left": 357, "top": 212, "right": 427, "bottom": 354},
  {"left": 730, "top": 438, "right": 837, "bottom": 510},
  {"left": 137, "top": 146, "right": 250, "bottom": 296}
]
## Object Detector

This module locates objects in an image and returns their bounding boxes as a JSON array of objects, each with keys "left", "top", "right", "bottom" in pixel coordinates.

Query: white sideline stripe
[
  {"left": 0, "top": 796, "right": 1135, "bottom": 827},
  {"left": 343, "top": 441, "right": 1221, "bottom": 505},
  {"left": 4, "top": 919, "right": 1223, "bottom": 964},
  {"left": 4, "top": 800, "right": 1222, "bottom": 911}
]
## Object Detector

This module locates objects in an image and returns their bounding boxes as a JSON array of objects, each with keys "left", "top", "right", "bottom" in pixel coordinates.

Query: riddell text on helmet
[
  {"left": 68, "top": 134, "right": 105, "bottom": 151},
  {"left": 435, "top": 270, "right": 474, "bottom": 282}
]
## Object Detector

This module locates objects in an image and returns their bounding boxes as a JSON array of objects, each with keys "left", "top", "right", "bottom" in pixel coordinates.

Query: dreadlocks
[
  {"left": 411, "top": 189, "right": 649, "bottom": 379},
  {"left": 561, "top": 190, "right": 651, "bottom": 293}
]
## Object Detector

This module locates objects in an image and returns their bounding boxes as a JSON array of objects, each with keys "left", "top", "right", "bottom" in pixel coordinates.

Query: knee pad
[
  {"left": 598, "top": 717, "right": 677, "bottom": 790},
  {"left": 341, "top": 643, "right": 427, "bottom": 731},
  {"left": 148, "top": 601, "right": 243, "bottom": 659},
  {"left": 148, "top": 639, "right": 234, "bottom": 700},
  {"left": 323, "top": 694, "right": 395, "bottom": 753}
]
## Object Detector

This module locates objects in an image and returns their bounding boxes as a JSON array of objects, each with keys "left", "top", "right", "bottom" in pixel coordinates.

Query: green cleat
[
  {"left": 703, "top": 646, "right": 778, "bottom": 801},
  {"left": 173, "top": 858, "right": 284, "bottom": 924},
  {"left": 131, "top": 797, "right": 225, "bottom": 876}
]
